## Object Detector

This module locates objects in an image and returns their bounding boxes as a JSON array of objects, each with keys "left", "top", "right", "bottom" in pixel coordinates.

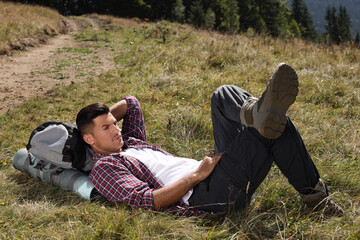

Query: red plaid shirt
[{"left": 89, "top": 95, "right": 205, "bottom": 216}]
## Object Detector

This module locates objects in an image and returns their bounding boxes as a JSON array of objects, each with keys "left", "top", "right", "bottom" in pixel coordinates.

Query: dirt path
[{"left": 0, "top": 16, "right": 115, "bottom": 114}]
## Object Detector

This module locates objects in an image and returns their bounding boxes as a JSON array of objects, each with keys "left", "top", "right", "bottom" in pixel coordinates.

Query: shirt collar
[{"left": 93, "top": 151, "right": 122, "bottom": 160}]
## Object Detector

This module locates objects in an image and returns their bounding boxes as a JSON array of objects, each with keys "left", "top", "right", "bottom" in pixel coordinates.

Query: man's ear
[{"left": 83, "top": 133, "right": 95, "bottom": 146}]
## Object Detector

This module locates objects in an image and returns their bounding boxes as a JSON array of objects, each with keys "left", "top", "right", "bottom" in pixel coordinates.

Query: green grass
[
  {"left": 74, "top": 27, "right": 111, "bottom": 42},
  {"left": 57, "top": 47, "right": 94, "bottom": 54},
  {"left": 0, "top": 18, "right": 359, "bottom": 239}
]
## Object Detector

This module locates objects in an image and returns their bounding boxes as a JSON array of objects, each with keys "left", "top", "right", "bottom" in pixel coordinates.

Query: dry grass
[{"left": 0, "top": 1, "right": 66, "bottom": 55}]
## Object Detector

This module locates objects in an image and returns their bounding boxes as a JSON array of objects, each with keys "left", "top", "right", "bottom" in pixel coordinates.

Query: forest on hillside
[
  {"left": 4, "top": 0, "right": 360, "bottom": 45},
  {"left": 304, "top": 0, "right": 360, "bottom": 35}
]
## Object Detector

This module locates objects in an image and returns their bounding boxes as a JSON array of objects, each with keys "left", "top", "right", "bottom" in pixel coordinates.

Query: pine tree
[
  {"left": 188, "top": 0, "right": 205, "bottom": 28},
  {"left": 172, "top": 0, "right": 185, "bottom": 23},
  {"left": 277, "top": 1, "right": 292, "bottom": 38},
  {"left": 221, "top": 0, "right": 240, "bottom": 33},
  {"left": 255, "top": 0, "right": 292, "bottom": 37},
  {"left": 204, "top": 8, "right": 216, "bottom": 29},
  {"left": 301, "top": 6, "right": 316, "bottom": 39},
  {"left": 355, "top": 31, "right": 360, "bottom": 48},
  {"left": 291, "top": 0, "right": 316, "bottom": 40},
  {"left": 253, "top": 17, "right": 267, "bottom": 34},
  {"left": 325, "top": 5, "right": 352, "bottom": 44},
  {"left": 289, "top": 19, "right": 302, "bottom": 38},
  {"left": 325, "top": 6, "right": 339, "bottom": 44},
  {"left": 292, "top": 0, "right": 302, "bottom": 24},
  {"left": 337, "top": 5, "right": 352, "bottom": 42}
]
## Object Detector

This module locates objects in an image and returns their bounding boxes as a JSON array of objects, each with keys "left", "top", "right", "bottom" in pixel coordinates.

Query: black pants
[{"left": 188, "top": 85, "right": 320, "bottom": 213}]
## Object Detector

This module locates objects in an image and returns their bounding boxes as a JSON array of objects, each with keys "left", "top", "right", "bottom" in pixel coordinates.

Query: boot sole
[{"left": 258, "top": 63, "right": 298, "bottom": 139}]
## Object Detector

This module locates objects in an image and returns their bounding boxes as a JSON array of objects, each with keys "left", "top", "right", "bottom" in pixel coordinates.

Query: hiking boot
[
  {"left": 300, "top": 179, "right": 344, "bottom": 217},
  {"left": 240, "top": 63, "right": 298, "bottom": 139}
]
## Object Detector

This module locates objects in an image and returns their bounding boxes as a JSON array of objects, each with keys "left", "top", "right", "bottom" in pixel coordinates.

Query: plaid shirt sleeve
[
  {"left": 89, "top": 153, "right": 157, "bottom": 210},
  {"left": 121, "top": 95, "right": 147, "bottom": 142},
  {"left": 89, "top": 153, "right": 208, "bottom": 216}
]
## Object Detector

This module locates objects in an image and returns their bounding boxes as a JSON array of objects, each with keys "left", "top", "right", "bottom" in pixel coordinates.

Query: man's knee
[
  {"left": 212, "top": 85, "right": 233, "bottom": 104},
  {"left": 211, "top": 85, "right": 249, "bottom": 105},
  {"left": 213, "top": 85, "right": 234, "bottom": 96}
]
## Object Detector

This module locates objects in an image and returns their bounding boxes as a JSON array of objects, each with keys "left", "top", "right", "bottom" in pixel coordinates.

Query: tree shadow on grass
[{"left": 197, "top": 210, "right": 281, "bottom": 240}]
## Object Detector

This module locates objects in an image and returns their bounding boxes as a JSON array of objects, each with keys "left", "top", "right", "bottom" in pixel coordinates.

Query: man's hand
[
  {"left": 152, "top": 153, "right": 223, "bottom": 210},
  {"left": 195, "top": 153, "right": 223, "bottom": 181}
]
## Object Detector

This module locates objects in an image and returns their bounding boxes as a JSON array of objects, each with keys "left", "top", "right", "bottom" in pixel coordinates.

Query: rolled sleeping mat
[{"left": 12, "top": 148, "right": 96, "bottom": 200}]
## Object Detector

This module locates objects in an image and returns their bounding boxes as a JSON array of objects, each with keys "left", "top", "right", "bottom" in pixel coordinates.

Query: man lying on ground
[{"left": 76, "top": 63, "right": 344, "bottom": 216}]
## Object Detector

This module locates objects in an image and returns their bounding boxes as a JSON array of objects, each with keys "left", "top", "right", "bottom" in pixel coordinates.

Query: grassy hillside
[
  {"left": 0, "top": 15, "right": 359, "bottom": 239},
  {"left": 0, "top": 1, "right": 66, "bottom": 55}
]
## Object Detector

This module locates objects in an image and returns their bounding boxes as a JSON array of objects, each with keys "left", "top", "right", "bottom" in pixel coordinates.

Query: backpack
[{"left": 26, "top": 121, "right": 94, "bottom": 173}]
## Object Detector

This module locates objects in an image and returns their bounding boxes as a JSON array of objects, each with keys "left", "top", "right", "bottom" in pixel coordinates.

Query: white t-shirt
[{"left": 121, "top": 148, "right": 201, "bottom": 205}]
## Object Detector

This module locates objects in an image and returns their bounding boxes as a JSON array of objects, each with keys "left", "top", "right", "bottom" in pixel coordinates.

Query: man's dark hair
[{"left": 76, "top": 103, "right": 109, "bottom": 134}]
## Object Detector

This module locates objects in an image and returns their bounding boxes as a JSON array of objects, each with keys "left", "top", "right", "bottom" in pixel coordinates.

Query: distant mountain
[{"left": 295, "top": 0, "right": 360, "bottom": 36}]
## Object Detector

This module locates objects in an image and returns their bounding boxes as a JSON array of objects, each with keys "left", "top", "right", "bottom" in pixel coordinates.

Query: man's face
[{"left": 84, "top": 112, "right": 124, "bottom": 154}]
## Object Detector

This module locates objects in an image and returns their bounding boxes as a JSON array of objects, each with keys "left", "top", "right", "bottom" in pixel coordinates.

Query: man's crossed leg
[{"left": 189, "top": 63, "right": 343, "bottom": 216}]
